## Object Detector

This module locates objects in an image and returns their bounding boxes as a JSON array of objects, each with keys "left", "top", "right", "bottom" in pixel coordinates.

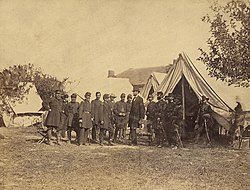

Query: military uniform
[
  {"left": 65, "top": 100, "right": 79, "bottom": 143},
  {"left": 113, "top": 99, "right": 129, "bottom": 141},
  {"left": 154, "top": 98, "right": 167, "bottom": 147},
  {"left": 146, "top": 98, "right": 156, "bottom": 144},
  {"left": 78, "top": 93, "right": 93, "bottom": 145},
  {"left": 194, "top": 96, "right": 213, "bottom": 144},
  {"left": 91, "top": 98, "right": 102, "bottom": 142},
  {"left": 165, "top": 99, "right": 180, "bottom": 147},
  {"left": 44, "top": 91, "right": 64, "bottom": 145},
  {"left": 98, "top": 94, "right": 114, "bottom": 145}
]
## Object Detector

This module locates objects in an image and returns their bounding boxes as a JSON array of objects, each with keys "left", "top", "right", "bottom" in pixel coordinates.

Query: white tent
[
  {"left": 140, "top": 72, "right": 167, "bottom": 99},
  {"left": 154, "top": 53, "right": 250, "bottom": 129},
  {"left": 65, "top": 77, "right": 133, "bottom": 100},
  {"left": 6, "top": 83, "right": 43, "bottom": 127},
  {"left": 154, "top": 53, "right": 233, "bottom": 113}
]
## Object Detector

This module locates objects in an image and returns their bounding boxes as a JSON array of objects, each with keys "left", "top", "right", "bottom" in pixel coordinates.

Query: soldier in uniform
[
  {"left": 128, "top": 87, "right": 145, "bottom": 146},
  {"left": 170, "top": 95, "right": 183, "bottom": 149},
  {"left": 125, "top": 94, "right": 133, "bottom": 139},
  {"left": 91, "top": 92, "right": 102, "bottom": 143},
  {"left": 154, "top": 91, "right": 167, "bottom": 148},
  {"left": 61, "top": 94, "right": 69, "bottom": 139},
  {"left": 146, "top": 94, "right": 156, "bottom": 145},
  {"left": 65, "top": 93, "right": 79, "bottom": 144},
  {"left": 98, "top": 94, "right": 114, "bottom": 146},
  {"left": 194, "top": 95, "right": 213, "bottom": 144},
  {"left": 44, "top": 90, "right": 64, "bottom": 145},
  {"left": 78, "top": 92, "right": 93, "bottom": 146},
  {"left": 113, "top": 93, "right": 129, "bottom": 142}
]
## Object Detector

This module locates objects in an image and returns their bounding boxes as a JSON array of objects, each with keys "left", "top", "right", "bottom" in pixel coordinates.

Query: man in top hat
[
  {"left": 64, "top": 93, "right": 79, "bottom": 144},
  {"left": 91, "top": 91, "right": 102, "bottom": 143},
  {"left": 113, "top": 93, "right": 129, "bottom": 142},
  {"left": 44, "top": 90, "right": 64, "bottom": 145},
  {"left": 154, "top": 91, "right": 167, "bottom": 148},
  {"left": 98, "top": 94, "right": 114, "bottom": 146},
  {"left": 78, "top": 92, "right": 93, "bottom": 145},
  {"left": 194, "top": 95, "right": 213, "bottom": 144},
  {"left": 128, "top": 86, "right": 145, "bottom": 146}
]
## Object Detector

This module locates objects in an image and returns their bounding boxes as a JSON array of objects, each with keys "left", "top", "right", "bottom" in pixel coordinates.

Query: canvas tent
[
  {"left": 140, "top": 72, "right": 167, "bottom": 99},
  {"left": 65, "top": 77, "right": 133, "bottom": 100},
  {"left": 5, "top": 83, "right": 43, "bottom": 127}
]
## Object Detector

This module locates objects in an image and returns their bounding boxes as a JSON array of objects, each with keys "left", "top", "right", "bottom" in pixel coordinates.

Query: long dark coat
[
  {"left": 65, "top": 102, "right": 79, "bottom": 127},
  {"left": 44, "top": 97, "right": 63, "bottom": 128},
  {"left": 129, "top": 96, "right": 145, "bottom": 127},
  {"left": 91, "top": 99, "right": 102, "bottom": 125},
  {"left": 114, "top": 100, "right": 129, "bottom": 128},
  {"left": 98, "top": 101, "right": 113, "bottom": 131},
  {"left": 79, "top": 100, "right": 92, "bottom": 129}
]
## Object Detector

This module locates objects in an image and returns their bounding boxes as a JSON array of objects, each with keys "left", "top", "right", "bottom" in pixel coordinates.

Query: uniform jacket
[
  {"left": 129, "top": 95, "right": 145, "bottom": 125},
  {"left": 44, "top": 97, "right": 63, "bottom": 128},
  {"left": 79, "top": 99, "right": 92, "bottom": 129},
  {"left": 91, "top": 99, "right": 102, "bottom": 125},
  {"left": 146, "top": 101, "right": 156, "bottom": 121},
  {"left": 155, "top": 99, "right": 167, "bottom": 122},
  {"left": 65, "top": 101, "right": 79, "bottom": 127},
  {"left": 98, "top": 101, "right": 113, "bottom": 130}
]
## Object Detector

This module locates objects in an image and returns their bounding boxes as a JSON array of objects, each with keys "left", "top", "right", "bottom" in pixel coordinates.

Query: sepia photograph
[{"left": 0, "top": 0, "right": 250, "bottom": 189}]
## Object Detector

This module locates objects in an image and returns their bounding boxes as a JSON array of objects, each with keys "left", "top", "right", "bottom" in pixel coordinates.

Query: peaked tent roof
[
  {"left": 154, "top": 53, "right": 233, "bottom": 112},
  {"left": 140, "top": 72, "right": 167, "bottom": 99},
  {"left": 9, "top": 83, "right": 43, "bottom": 114}
]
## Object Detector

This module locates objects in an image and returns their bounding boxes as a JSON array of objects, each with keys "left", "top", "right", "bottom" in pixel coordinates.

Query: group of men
[{"left": 43, "top": 86, "right": 214, "bottom": 148}]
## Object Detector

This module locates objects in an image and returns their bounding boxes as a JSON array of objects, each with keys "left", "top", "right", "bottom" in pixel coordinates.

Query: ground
[{"left": 0, "top": 127, "right": 249, "bottom": 190}]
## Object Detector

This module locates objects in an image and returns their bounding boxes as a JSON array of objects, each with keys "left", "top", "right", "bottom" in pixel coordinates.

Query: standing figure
[
  {"left": 165, "top": 94, "right": 179, "bottom": 149},
  {"left": 78, "top": 92, "right": 93, "bottom": 146},
  {"left": 114, "top": 93, "right": 129, "bottom": 142},
  {"left": 128, "top": 87, "right": 145, "bottom": 146},
  {"left": 44, "top": 90, "right": 64, "bottom": 145},
  {"left": 99, "top": 94, "right": 114, "bottom": 146},
  {"left": 65, "top": 93, "right": 79, "bottom": 144},
  {"left": 154, "top": 91, "right": 167, "bottom": 148},
  {"left": 146, "top": 94, "right": 156, "bottom": 145},
  {"left": 125, "top": 94, "right": 133, "bottom": 139},
  {"left": 91, "top": 92, "right": 102, "bottom": 143},
  {"left": 194, "top": 95, "right": 213, "bottom": 144},
  {"left": 61, "top": 94, "right": 69, "bottom": 139}
]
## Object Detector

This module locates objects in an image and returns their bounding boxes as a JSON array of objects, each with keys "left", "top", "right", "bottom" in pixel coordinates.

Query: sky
[{"left": 0, "top": 0, "right": 217, "bottom": 80}]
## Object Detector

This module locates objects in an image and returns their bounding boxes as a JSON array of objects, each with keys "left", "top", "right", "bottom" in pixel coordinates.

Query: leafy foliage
[
  {"left": 0, "top": 64, "right": 67, "bottom": 113},
  {"left": 198, "top": 0, "right": 250, "bottom": 87}
]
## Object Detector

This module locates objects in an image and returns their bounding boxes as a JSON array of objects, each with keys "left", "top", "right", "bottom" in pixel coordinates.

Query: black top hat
[{"left": 132, "top": 86, "right": 140, "bottom": 92}]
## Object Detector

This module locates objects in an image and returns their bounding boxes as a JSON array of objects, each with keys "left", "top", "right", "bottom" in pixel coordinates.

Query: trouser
[
  {"left": 99, "top": 128, "right": 113, "bottom": 144},
  {"left": 130, "top": 128, "right": 137, "bottom": 145},
  {"left": 147, "top": 123, "right": 153, "bottom": 143},
  {"left": 155, "top": 128, "right": 164, "bottom": 146},
  {"left": 67, "top": 127, "right": 78, "bottom": 142},
  {"left": 92, "top": 123, "right": 99, "bottom": 141},
  {"left": 47, "top": 126, "right": 61, "bottom": 143},
  {"left": 166, "top": 130, "right": 177, "bottom": 146},
  {"left": 78, "top": 128, "right": 90, "bottom": 145}
]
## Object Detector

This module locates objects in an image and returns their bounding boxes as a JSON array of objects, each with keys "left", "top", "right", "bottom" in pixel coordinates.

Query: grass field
[{"left": 0, "top": 127, "right": 249, "bottom": 190}]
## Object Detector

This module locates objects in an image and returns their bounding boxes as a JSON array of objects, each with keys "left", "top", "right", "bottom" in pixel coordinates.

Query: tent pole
[{"left": 182, "top": 76, "right": 186, "bottom": 120}]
